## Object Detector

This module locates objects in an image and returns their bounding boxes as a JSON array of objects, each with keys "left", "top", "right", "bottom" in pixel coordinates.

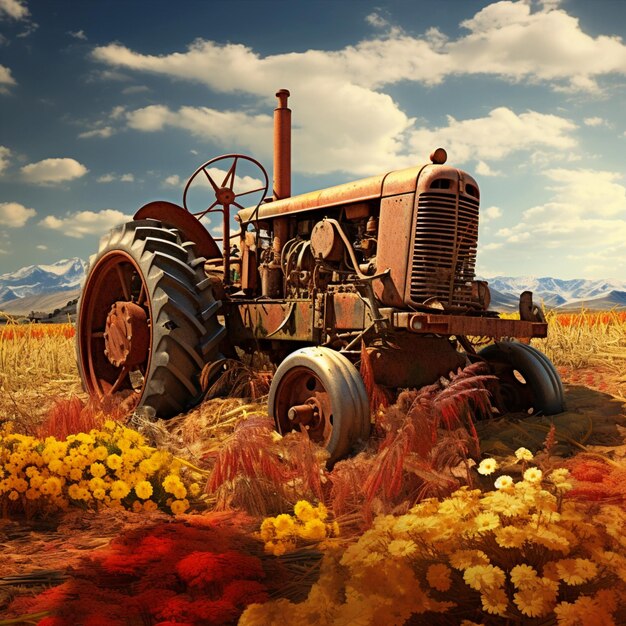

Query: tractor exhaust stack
[{"left": 273, "top": 89, "right": 291, "bottom": 200}]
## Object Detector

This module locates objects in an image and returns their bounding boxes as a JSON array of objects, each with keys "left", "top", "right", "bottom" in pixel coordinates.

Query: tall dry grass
[
  {"left": 0, "top": 314, "right": 82, "bottom": 429},
  {"left": 530, "top": 309, "right": 626, "bottom": 371}
]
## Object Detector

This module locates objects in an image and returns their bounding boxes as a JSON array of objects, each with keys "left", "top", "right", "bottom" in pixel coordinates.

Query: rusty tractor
[{"left": 77, "top": 89, "right": 565, "bottom": 464}]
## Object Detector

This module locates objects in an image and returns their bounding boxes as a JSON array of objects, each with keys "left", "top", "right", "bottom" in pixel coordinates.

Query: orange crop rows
[
  {"left": 553, "top": 310, "right": 626, "bottom": 327},
  {"left": 0, "top": 322, "right": 75, "bottom": 340}
]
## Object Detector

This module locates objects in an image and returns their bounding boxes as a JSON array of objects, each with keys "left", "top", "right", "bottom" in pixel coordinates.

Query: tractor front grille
[{"left": 409, "top": 191, "right": 479, "bottom": 308}]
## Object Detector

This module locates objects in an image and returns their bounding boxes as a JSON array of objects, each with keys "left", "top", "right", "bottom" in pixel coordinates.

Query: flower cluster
[
  {"left": 0, "top": 420, "right": 202, "bottom": 516},
  {"left": 240, "top": 457, "right": 626, "bottom": 625},
  {"left": 259, "top": 500, "right": 340, "bottom": 556}
]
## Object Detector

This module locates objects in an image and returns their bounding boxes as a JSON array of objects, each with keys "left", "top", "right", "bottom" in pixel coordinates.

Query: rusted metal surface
[
  {"left": 367, "top": 335, "right": 466, "bottom": 388},
  {"left": 235, "top": 300, "right": 314, "bottom": 341},
  {"left": 78, "top": 251, "right": 152, "bottom": 399},
  {"left": 310, "top": 220, "right": 343, "bottom": 261},
  {"left": 104, "top": 301, "right": 149, "bottom": 368},
  {"left": 394, "top": 311, "right": 548, "bottom": 339},
  {"left": 272, "top": 367, "right": 332, "bottom": 445},
  {"left": 374, "top": 193, "right": 416, "bottom": 307},
  {"left": 134, "top": 201, "right": 221, "bottom": 259},
  {"left": 273, "top": 89, "right": 291, "bottom": 201}
]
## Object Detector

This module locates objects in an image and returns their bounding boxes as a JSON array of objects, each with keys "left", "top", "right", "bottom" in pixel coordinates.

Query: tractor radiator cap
[{"left": 430, "top": 148, "right": 447, "bottom": 164}]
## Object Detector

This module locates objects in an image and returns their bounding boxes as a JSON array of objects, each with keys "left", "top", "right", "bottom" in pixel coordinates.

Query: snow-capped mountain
[
  {"left": 0, "top": 258, "right": 86, "bottom": 305},
  {"left": 483, "top": 276, "right": 626, "bottom": 311}
]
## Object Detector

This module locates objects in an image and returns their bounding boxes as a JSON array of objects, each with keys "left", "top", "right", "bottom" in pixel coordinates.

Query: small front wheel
[{"left": 268, "top": 347, "right": 370, "bottom": 465}]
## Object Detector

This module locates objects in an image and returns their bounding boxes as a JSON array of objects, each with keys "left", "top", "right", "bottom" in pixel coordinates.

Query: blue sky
[{"left": 1, "top": 0, "right": 626, "bottom": 279}]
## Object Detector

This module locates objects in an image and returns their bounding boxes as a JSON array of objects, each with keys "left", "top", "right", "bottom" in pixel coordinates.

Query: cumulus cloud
[
  {"left": 97, "top": 172, "right": 134, "bottom": 183},
  {"left": 164, "top": 174, "right": 181, "bottom": 187},
  {"left": 92, "top": 2, "right": 618, "bottom": 175},
  {"left": 36, "top": 244, "right": 47, "bottom": 250},
  {"left": 39, "top": 209, "right": 132, "bottom": 238},
  {"left": 0, "top": 201, "right": 36, "bottom": 227},
  {"left": 583, "top": 116, "right": 605, "bottom": 127},
  {"left": 79, "top": 126, "right": 114, "bottom": 139},
  {"left": 68, "top": 29, "right": 87, "bottom": 40},
  {"left": 410, "top": 108, "right": 577, "bottom": 164},
  {"left": 0, "top": 145, "right": 10, "bottom": 173},
  {"left": 21, "top": 158, "right": 88, "bottom": 184},
  {"left": 483, "top": 206, "right": 503, "bottom": 222},
  {"left": 0, "top": 0, "right": 28, "bottom": 20},
  {"left": 491, "top": 168, "right": 626, "bottom": 272},
  {"left": 0, "top": 64, "right": 16, "bottom": 93},
  {"left": 93, "top": 2, "right": 626, "bottom": 94},
  {"left": 475, "top": 161, "right": 502, "bottom": 177}
]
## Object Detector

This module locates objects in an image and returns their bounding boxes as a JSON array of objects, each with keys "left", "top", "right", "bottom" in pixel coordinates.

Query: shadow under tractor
[{"left": 76, "top": 89, "right": 565, "bottom": 464}]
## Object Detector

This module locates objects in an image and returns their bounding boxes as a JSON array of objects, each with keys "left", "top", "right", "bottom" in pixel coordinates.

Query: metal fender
[{"left": 481, "top": 341, "right": 565, "bottom": 415}]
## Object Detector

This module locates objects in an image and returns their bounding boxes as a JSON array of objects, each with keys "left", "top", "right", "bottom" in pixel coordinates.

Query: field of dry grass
[{"left": 1, "top": 310, "right": 626, "bottom": 625}]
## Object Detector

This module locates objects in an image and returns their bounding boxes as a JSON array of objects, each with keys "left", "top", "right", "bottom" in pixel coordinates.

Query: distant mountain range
[
  {"left": 484, "top": 276, "right": 626, "bottom": 312},
  {"left": 0, "top": 258, "right": 86, "bottom": 316},
  {"left": 1, "top": 257, "right": 625, "bottom": 316}
]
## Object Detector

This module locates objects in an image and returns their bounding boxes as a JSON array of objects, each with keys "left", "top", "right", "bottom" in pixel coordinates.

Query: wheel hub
[
  {"left": 103, "top": 301, "right": 149, "bottom": 368},
  {"left": 216, "top": 187, "right": 235, "bottom": 205},
  {"left": 288, "top": 401, "right": 321, "bottom": 429}
]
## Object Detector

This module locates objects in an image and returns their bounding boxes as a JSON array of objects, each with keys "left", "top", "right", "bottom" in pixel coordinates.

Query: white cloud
[
  {"left": 93, "top": 3, "right": 626, "bottom": 97},
  {"left": 68, "top": 29, "right": 86, "bottom": 41},
  {"left": 39, "top": 209, "right": 132, "bottom": 238},
  {"left": 583, "top": 116, "right": 605, "bottom": 127},
  {"left": 121, "top": 85, "right": 149, "bottom": 95},
  {"left": 0, "top": 145, "right": 10, "bottom": 173},
  {"left": 21, "top": 158, "right": 88, "bottom": 184},
  {"left": 93, "top": 2, "right": 609, "bottom": 175},
  {"left": 492, "top": 168, "right": 626, "bottom": 265},
  {"left": 365, "top": 12, "right": 389, "bottom": 29},
  {"left": 36, "top": 244, "right": 47, "bottom": 250},
  {"left": 0, "top": 0, "right": 28, "bottom": 20},
  {"left": 410, "top": 108, "right": 577, "bottom": 165},
  {"left": 97, "top": 172, "right": 134, "bottom": 183},
  {"left": 475, "top": 160, "right": 502, "bottom": 177},
  {"left": 482, "top": 242, "right": 504, "bottom": 251},
  {"left": 79, "top": 126, "right": 114, "bottom": 139},
  {"left": 0, "top": 64, "right": 16, "bottom": 93},
  {"left": 483, "top": 206, "right": 503, "bottom": 221},
  {"left": 164, "top": 174, "right": 180, "bottom": 187},
  {"left": 0, "top": 201, "right": 36, "bottom": 227}
]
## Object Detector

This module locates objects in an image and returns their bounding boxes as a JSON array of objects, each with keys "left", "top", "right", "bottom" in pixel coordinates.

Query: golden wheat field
[{"left": 1, "top": 311, "right": 626, "bottom": 626}]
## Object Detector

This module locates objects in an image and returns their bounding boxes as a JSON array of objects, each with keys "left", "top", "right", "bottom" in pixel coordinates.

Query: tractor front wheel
[
  {"left": 76, "top": 219, "right": 226, "bottom": 417},
  {"left": 268, "top": 347, "right": 370, "bottom": 465}
]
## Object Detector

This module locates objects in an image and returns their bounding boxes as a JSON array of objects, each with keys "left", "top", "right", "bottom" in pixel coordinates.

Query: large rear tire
[{"left": 77, "top": 219, "right": 226, "bottom": 417}]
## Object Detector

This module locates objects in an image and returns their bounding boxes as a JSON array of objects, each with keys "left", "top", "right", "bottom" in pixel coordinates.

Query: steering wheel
[{"left": 182, "top": 154, "right": 269, "bottom": 233}]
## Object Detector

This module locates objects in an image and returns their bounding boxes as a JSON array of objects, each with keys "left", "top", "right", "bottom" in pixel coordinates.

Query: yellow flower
[
  {"left": 515, "top": 447, "right": 534, "bottom": 461},
  {"left": 134, "top": 480, "right": 153, "bottom": 500},
  {"left": 189, "top": 483, "right": 201, "bottom": 497},
  {"left": 273, "top": 514, "right": 295, "bottom": 537},
  {"left": 170, "top": 499, "right": 189, "bottom": 515},
  {"left": 93, "top": 446, "right": 108, "bottom": 461},
  {"left": 474, "top": 512, "right": 500, "bottom": 533},
  {"left": 449, "top": 550, "right": 490, "bottom": 570},
  {"left": 172, "top": 485, "right": 187, "bottom": 500},
  {"left": 426, "top": 564, "right": 452, "bottom": 592},
  {"left": 90, "top": 462, "right": 106, "bottom": 478},
  {"left": 494, "top": 475, "right": 514, "bottom": 490},
  {"left": 294, "top": 500, "right": 315, "bottom": 522},
  {"left": 143, "top": 500, "right": 158, "bottom": 512},
  {"left": 110, "top": 480, "right": 130, "bottom": 500},
  {"left": 260, "top": 518, "right": 275, "bottom": 542},
  {"left": 106, "top": 454, "right": 122, "bottom": 471},
  {"left": 494, "top": 526, "right": 525, "bottom": 549},
  {"left": 481, "top": 587, "right": 508, "bottom": 616},
  {"left": 92, "top": 488, "right": 106, "bottom": 500},
  {"left": 463, "top": 565, "right": 505, "bottom": 592},
  {"left": 477, "top": 458, "right": 497, "bottom": 475},
  {"left": 387, "top": 539, "right": 417, "bottom": 557},
  {"left": 513, "top": 588, "right": 550, "bottom": 618},
  {"left": 300, "top": 518, "right": 327, "bottom": 542},
  {"left": 555, "top": 558, "right": 598, "bottom": 585},
  {"left": 69, "top": 468, "right": 83, "bottom": 481},
  {"left": 510, "top": 564, "right": 538, "bottom": 587},
  {"left": 523, "top": 467, "right": 543, "bottom": 483},
  {"left": 550, "top": 468, "right": 570, "bottom": 483}
]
